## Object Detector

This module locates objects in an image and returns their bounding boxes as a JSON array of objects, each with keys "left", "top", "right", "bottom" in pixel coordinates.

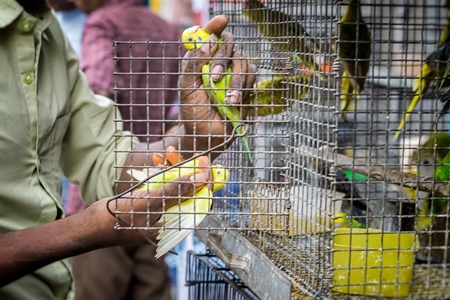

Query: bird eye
[
  {"left": 188, "top": 37, "right": 194, "bottom": 42},
  {"left": 423, "top": 159, "right": 430, "bottom": 165}
]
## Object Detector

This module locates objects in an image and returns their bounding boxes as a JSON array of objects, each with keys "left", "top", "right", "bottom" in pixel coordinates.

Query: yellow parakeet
[
  {"left": 181, "top": 25, "right": 210, "bottom": 51},
  {"left": 127, "top": 159, "right": 229, "bottom": 258},
  {"left": 181, "top": 25, "right": 253, "bottom": 165}
]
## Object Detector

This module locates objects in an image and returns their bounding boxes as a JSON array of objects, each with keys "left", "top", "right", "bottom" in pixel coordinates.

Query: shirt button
[
  {"left": 23, "top": 73, "right": 33, "bottom": 84},
  {"left": 20, "top": 20, "right": 34, "bottom": 32}
]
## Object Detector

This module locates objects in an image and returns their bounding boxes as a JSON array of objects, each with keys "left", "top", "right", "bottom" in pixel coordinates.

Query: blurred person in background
[
  {"left": 48, "top": 0, "right": 86, "bottom": 57},
  {"left": 68, "top": 0, "right": 183, "bottom": 299}
]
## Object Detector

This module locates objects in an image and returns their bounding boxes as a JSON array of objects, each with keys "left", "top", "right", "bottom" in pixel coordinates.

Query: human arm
[{"left": 0, "top": 167, "right": 210, "bottom": 287}]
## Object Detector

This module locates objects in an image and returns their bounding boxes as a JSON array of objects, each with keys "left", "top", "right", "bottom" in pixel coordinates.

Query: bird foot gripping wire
[{"left": 106, "top": 125, "right": 247, "bottom": 254}]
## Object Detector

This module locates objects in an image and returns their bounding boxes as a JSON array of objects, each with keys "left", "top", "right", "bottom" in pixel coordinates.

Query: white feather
[{"left": 155, "top": 187, "right": 212, "bottom": 258}]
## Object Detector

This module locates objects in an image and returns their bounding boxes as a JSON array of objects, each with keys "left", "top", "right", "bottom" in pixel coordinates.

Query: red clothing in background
[{"left": 81, "top": 0, "right": 183, "bottom": 140}]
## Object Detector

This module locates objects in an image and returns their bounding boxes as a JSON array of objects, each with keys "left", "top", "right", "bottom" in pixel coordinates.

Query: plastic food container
[{"left": 332, "top": 228, "right": 418, "bottom": 298}]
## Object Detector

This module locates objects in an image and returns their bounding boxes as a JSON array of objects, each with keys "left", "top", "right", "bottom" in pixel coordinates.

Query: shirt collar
[
  {"left": 0, "top": 0, "right": 24, "bottom": 28},
  {"left": 0, "top": 0, "right": 55, "bottom": 32}
]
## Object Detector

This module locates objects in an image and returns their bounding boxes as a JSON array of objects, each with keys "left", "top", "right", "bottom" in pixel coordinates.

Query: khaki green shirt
[{"left": 0, "top": 1, "right": 139, "bottom": 299}]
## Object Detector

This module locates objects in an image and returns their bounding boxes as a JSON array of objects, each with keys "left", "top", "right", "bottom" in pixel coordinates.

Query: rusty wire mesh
[{"left": 111, "top": 0, "right": 450, "bottom": 298}]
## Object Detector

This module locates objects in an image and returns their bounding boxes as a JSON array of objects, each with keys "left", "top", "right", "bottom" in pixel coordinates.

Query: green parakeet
[
  {"left": 395, "top": 44, "right": 450, "bottom": 140},
  {"left": 181, "top": 26, "right": 254, "bottom": 165},
  {"left": 337, "top": 0, "right": 372, "bottom": 121},
  {"left": 440, "top": 0, "right": 450, "bottom": 46},
  {"left": 333, "top": 212, "right": 366, "bottom": 229},
  {"left": 250, "top": 75, "right": 309, "bottom": 116},
  {"left": 439, "top": 0, "right": 450, "bottom": 90},
  {"left": 410, "top": 132, "right": 450, "bottom": 230},
  {"left": 243, "top": 0, "right": 323, "bottom": 75},
  {"left": 395, "top": 2, "right": 450, "bottom": 141},
  {"left": 127, "top": 160, "right": 229, "bottom": 258}
]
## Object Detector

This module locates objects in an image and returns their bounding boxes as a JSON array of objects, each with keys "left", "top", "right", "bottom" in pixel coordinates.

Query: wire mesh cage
[
  {"left": 186, "top": 251, "right": 259, "bottom": 300},
  {"left": 110, "top": 0, "right": 450, "bottom": 299}
]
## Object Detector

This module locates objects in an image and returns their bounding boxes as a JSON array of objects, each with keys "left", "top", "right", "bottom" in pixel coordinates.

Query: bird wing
[{"left": 155, "top": 187, "right": 212, "bottom": 258}]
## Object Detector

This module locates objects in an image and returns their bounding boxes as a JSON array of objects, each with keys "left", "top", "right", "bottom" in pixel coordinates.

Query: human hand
[
  {"left": 95, "top": 149, "right": 212, "bottom": 243},
  {"left": 178, "top": 15, "right": 257, "bottom": 153}
]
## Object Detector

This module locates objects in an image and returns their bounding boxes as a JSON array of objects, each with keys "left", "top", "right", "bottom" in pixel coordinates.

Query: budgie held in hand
[
  {"left": 181, "top": 25, "right": 254, "bottom": 165},
  {"left": 127, "top": 157, "right": 229, "bottom": 258}
]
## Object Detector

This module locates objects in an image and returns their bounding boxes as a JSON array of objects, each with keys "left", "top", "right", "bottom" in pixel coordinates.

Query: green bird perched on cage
[
  {"left": 127, "top": 159, "right": 229, "bottom": 258},
  {"left": 181, "top": 25, "right": 254, "bottom": 165},
  {"left": 250, "top": 75, "right": 309, "bottom": 116},
  {"left": 410, "top": 132, "right": 450, "bottom": 230},
  {"left": 337, "top": 0, "right": 372, "bottom": 122},
  {"left": 439, "top": 0, "right": 450, "bottom": 89},
  {"left": 437, "top": 1, "right": 450, "bottom": 119},
  {"left": 333, "top": 212, "right": 366, "bottom": 229},
  {"left": 243, "top": 0, "right": 323, "bottom": 76},
  {"left": 395, "top": 1, "right": 450, "bottom": 140},
  {"left": 395, "top": 43, "right": 450, "bottom": 140}
]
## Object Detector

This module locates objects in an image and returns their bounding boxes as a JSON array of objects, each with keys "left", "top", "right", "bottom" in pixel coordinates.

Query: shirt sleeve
[
  {"left": 61, "top": 33, "right": 139, "bottom": 205},
  {"left": 80, "top": 15, "right": 115, "bottom": 95}
]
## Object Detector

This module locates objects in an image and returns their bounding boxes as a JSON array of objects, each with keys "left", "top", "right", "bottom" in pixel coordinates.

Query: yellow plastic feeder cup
[{"left": 332, "top": 228, "right": 418, "bottom": 298}]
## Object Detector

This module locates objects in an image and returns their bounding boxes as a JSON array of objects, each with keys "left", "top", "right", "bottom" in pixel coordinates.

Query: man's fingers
[
  {"left": 203, "top": 15, "right": 228, "bottom": 37},
  {"left": 242, "top": 63, "right": 258, "bottom": 103},
  {"left": 223, "top": 51, "right": 251, "bottom": 105},
  {"left": 196, "top": 156, "right": 210, "bottom": 168},
  {"left": 152, "top": 153, "right": 164, "bottom": 166},
  {"left": 152, "top": 146, "right": 185, "bottom": 167},
  {"left": 230, "top": 50, "right": 248, "bottom": 89},
  {"left": 210, "top": 31, "right": 235, "bottom": 81},
  {"left": 166, "top": 146, "right": 185, "bottom": 165}
]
